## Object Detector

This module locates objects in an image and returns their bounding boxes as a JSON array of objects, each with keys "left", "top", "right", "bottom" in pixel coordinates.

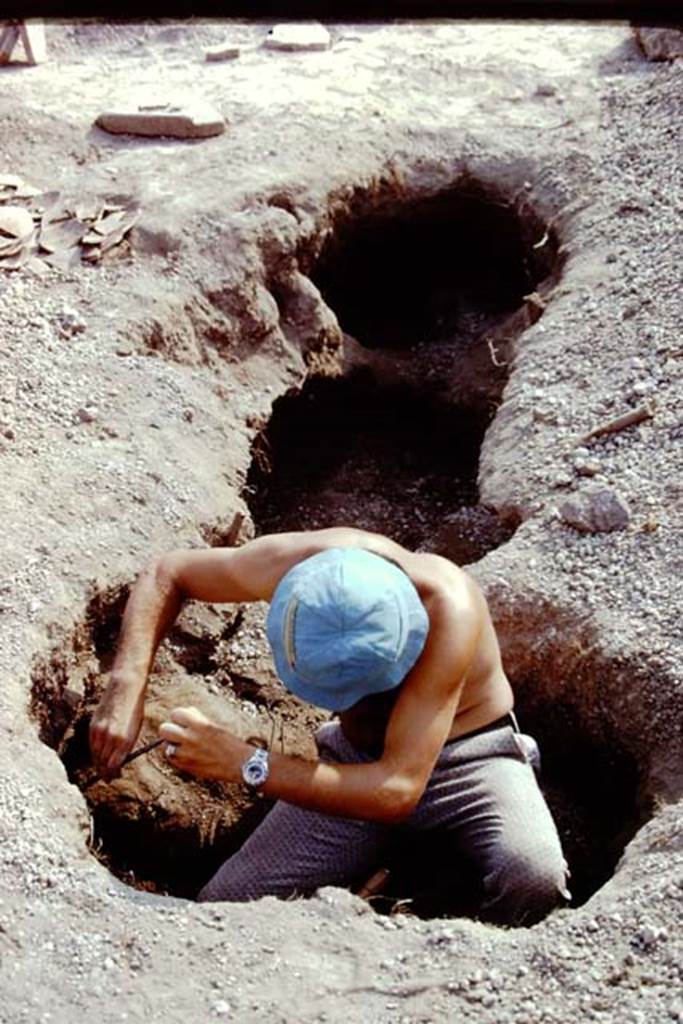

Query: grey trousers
[{"left": 198, "top": 719, "right": 570, "bottom": 925}]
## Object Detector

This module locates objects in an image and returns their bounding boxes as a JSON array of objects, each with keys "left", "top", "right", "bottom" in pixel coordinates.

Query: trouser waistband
[{"left": 445, "top": 711, "right": 518, "bottom": 746}]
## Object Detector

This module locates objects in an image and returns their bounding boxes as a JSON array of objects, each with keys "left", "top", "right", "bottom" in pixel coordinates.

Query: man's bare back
[
  {"left": 90, "top": 526, "right": 514, "bottom": 824},
  {"left": 333, "top": 535, "right": 513, "bottom": 753}
]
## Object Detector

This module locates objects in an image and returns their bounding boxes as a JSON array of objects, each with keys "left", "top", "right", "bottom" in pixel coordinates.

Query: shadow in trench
[{"left": 244, "top": 370, "right": 516, "bottom": 558}]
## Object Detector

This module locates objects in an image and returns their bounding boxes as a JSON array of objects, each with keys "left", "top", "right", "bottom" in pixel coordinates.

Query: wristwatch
[{"left": 241, "top": 745, "right": 270, "bottom": 791}]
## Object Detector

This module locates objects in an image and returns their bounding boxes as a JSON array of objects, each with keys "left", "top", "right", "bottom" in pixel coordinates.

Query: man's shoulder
[
  {"left": 408, "top": 552, "right": 485, "bottom": 617},
  {"left": 409, "top": 550, "right": 472, "bottom": 588}
]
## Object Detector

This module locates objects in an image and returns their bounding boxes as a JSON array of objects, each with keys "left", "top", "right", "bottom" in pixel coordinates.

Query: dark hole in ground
[
  {"left": 379, "top": 698, "right": 645, "bottom": 919},
  {"left": 245, "top": 370, "right": 516, "bottom": 557},
  {"left": 31, "top": 589, "right": 648, "bottom": 915},
  {"left": 514, "top": 697, "right": 645, "bottom": 907},
  {"left": 29, "top": 181, "right": 645, "bottom": 919},
  {"left": 249, "top": 179, "right": 561, "bottom": 557},
  {"left": 312, "top": 183, "right": 557, "bottom": 351}
]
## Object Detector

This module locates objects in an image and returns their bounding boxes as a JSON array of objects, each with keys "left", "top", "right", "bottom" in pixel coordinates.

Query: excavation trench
[
  {"left": 29, "top": 176, "right": 647, "bottom": 919},
  {"left": 30, "top": 591, "right": 647, "bottom": 914}
]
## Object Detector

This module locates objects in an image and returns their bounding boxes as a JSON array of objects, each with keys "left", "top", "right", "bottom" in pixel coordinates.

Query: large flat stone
[
  {"left": 95, "top": 103, "right": 226, "bottom": 139},
  {"left": 264, "top": 22, "right": 331, "bottom": 53}
]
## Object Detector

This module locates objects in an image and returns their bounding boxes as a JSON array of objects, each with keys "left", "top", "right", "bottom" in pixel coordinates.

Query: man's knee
[
  {"left": 483, "top": 838, "right": 570, "bottom": 925},
  {"left": 196, "top": 867, "right": 249, "bottom": 903},
  {"left": 196, "top": 852, "right": 277, "bottom": 904}
]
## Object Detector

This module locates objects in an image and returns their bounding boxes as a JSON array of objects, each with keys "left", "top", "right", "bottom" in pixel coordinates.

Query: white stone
[
  {"left": 265, "top": 23, "right": 331, "bottom": 53},
  {"left": 96, "top": 103, "right": 225, "bottom": 139}
]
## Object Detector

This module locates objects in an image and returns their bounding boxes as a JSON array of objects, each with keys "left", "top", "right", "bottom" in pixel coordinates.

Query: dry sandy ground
[{"left": 0, "top": 18, "right": 681, "bottom": 1024}]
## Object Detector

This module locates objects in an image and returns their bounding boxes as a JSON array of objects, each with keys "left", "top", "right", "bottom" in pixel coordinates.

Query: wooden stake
[
  {"left": 225, "top": 510, "right": 245, "bottom": 547},
  {"left": 0, "top": 21, "right": 47, "bottom": 65},
  {"left": 357, "top": 866, "right": 391, "bottom": 900},
  {"left": 19, "top": 20, "right": 47, "bottom": 65},
  {"left": 581, "top": 403, "right": 655, "bottom": 443},
  {"left": 0, "top": 24, "right": 20, "bottom": 65}
]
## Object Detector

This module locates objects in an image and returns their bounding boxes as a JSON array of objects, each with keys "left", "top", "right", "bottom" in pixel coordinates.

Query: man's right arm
[{"left": 89, "top": 527, "right": 383, "bottom": 776}]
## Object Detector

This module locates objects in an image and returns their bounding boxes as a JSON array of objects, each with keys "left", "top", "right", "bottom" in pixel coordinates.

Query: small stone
[
  {"left": 212, "top": 1000, "right": 231, "bottom": 1016},
  {"left": 574, "top": 458, "right": 601, "bottom": 477},
  {"left": 559, "top": 487, "right": 630, "bottom": 533},
  {"left": 74, "top": 407, "right": 98, "bottom": 424},
  {"left": 535, "top": 82, "right": 558, "bottom": 97},
  {"left": 204, "top": 42, "right": 241, "bottom": 62},
  {"left": 57, "top": 308, "right": 87, "bottom": 337},
  {"left": 633, "top": 924, "right": 659, "bottom": 950},
  {"left": 265, "top": 22, "right": 331, "bottom": 52}
]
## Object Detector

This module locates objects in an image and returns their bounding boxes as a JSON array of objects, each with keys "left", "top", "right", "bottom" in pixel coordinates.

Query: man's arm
[
  {"left": 90, "top": 527, "right": 394, "bottom": 777},
  {"left": 159, "top": 577, "right": 481, "bottom": 823}
]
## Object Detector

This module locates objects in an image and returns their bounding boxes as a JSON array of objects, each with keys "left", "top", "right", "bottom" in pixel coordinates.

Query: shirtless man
[{"left": 90, "top": 526, "right": 569, "bottom": 924}]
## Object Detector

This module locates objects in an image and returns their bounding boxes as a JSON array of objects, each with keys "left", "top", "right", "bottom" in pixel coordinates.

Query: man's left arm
[{"left": 159, "top": 585, "right": 480, "bottom": 823}]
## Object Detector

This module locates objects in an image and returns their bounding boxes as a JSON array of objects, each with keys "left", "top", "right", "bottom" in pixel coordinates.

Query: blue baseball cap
[{"left": 266, "top": 547, "right": 430, "bottom": 711}]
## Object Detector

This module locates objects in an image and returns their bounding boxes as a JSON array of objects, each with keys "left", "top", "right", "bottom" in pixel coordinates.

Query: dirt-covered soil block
[{"left": 31, "top": 585, "right": 324, "bottom": 897}]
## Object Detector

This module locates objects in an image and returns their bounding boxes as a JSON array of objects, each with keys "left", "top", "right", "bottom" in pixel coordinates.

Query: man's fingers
[
  {"left": 103, "top": 751, "right": 124, "bottom": 780},
  {"left": 170, "top": 705, "right": 209, "bottom": 727},
  {"left": 159, "top": 721, "right": 187, "bottom": 743}
]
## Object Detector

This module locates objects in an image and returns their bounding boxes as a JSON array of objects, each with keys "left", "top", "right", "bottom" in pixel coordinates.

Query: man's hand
[
  {"left": 89, "top": 676, "right": 145, "bottom": 779},
  {"left": 159, "top": 707, "right": 250, "bottom": 783}
]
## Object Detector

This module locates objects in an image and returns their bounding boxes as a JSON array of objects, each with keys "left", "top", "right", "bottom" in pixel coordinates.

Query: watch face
[
  {"left": 242, "top": 748, "right": 269, "bottom": 788},
  {"left": 245, "top": 762, "right": 267, "bottom": 786}
]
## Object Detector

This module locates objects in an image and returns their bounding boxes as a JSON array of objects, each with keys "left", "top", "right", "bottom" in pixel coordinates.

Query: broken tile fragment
[
  {"left": 0, "top": 205, "right": 34, "bottom": 254},
  {"left": 95, "top": 103, "right": 226, "bottom": 139},
  {"left": 0, "top": 245, "right": 33, "bottom": 270},
  {"left": 43, "top": 247, "right": 82, "bottom": 271},
  {"left": 204, "top": 42, "right": 241, "bottom": 62},
  {"left": 265, "top": 23, "right": 331, "bottom": 53},
  {"left": 39, "top": 218, "right": 88, "bottom": 254},
  {"left": 74, "top": 199, "right": 101, "bottom": 222},
  {"left": 0, "top": 173, "right": 140, "bottom": 271}
]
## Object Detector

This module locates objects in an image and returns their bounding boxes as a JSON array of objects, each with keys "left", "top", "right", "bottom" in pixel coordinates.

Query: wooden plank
[
  {"left": 18, "top": 20, "right": 47, "bottom": 65},
  {"left": 0, "top": 24, "right": 20, "bottom": 65}
]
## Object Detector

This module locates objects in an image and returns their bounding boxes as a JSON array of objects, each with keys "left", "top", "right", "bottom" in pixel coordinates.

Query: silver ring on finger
[{"left": 165, "top": 743, "right": 178, "bottom": 758}]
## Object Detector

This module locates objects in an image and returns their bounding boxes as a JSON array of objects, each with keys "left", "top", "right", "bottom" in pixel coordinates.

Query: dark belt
[{"left": 445, "top": 711, "right": 517, "bottom": 746}]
